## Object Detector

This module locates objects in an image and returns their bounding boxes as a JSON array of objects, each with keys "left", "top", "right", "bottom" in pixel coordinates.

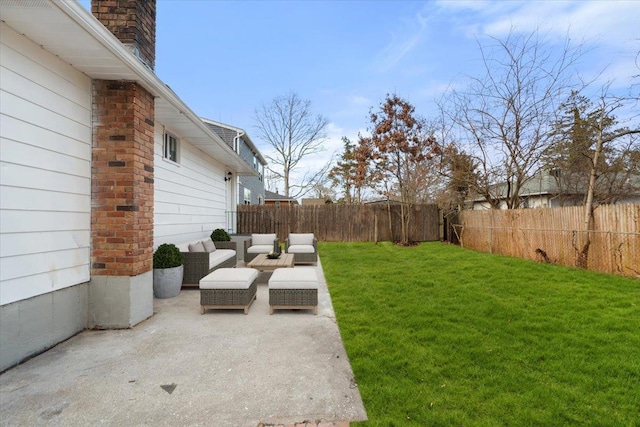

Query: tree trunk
[
  {"left": 576, "top": 122, "right": 603, "bottom": 268},
  {"left": 386, "top": 199, "right": 393, "bottom": 243},
  {"left": 400, "top": 202, "right": 408, "bottom": 245}
]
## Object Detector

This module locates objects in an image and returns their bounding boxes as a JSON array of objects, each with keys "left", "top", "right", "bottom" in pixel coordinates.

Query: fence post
[
  {"left": 489, "top": 212, "right": 494, "bottom": 254},
  {"left": 609, "top": 231, "right": 614, "bottom": 274}
]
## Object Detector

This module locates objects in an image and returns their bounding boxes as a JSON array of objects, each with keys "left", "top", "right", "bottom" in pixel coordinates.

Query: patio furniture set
[{"left": 199, "top": 233, "right": 319, "bottom": 315}]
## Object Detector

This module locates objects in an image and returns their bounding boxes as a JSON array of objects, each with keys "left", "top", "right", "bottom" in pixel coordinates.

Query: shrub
[
  {"left": 153, "top": 243, "right": 183, "bottom": 269},
  {"left": 210, "top": 228, "right": 230, "bottom": 241}
]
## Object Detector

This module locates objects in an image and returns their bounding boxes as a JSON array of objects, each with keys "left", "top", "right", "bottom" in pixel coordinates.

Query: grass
[{"left": 320, "top": 242, "right": 640, "bottom": 426}]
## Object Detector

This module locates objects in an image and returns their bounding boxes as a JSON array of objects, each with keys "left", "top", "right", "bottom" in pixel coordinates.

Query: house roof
[
  {"left": 469, "top": 169, "right": 640, "bottom": 203},
  {"left": 264, "top": 190, "right": 298, "bottom": 203},
  {"left": 201, "top": 118, "right": 268, "bottom": 166},
  {"left": 0, "top": 0, "right": 256, "bottom": 176}
]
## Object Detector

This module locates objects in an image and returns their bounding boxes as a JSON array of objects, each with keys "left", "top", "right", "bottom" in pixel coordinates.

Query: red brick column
[{"left": 91, "top": 80, "right": 154, "bottom": 277}]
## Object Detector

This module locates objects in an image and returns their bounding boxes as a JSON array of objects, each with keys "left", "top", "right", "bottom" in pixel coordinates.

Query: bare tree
[
  {"left": 358, "top": 94, "right": 439, "bottom": 245},
  {"left": 575, "top": 84, "right": 640, "bottom": 268},
  {"left": 442, "top": 29, "right": 585, "bottom": 209},
  {"left": 253, "top": 92, "right": 329, "bottom": 199}
]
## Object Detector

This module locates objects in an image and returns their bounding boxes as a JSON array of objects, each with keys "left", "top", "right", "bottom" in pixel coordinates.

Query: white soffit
[{"left": 0, "top": 0, "right": 255, "bottom": 175}]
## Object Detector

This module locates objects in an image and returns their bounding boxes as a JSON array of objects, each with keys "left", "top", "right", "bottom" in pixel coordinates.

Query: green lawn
[{"left": 320, "top": 242, "right": 640, "bottom": 426}]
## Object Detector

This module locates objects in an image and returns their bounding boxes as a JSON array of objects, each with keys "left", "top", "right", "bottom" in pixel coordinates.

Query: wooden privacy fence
[
  {"left": 456, "top": 204, "right": 640, "bottom": 278},
  {"left": 237, "top": 204, "right": 441, "bottom": 243}
]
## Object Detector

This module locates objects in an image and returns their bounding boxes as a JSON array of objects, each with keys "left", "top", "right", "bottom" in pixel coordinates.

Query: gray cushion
[
  {"left": 189, "top": 241, "right": 206, "bottom": 252},
  {"left": 175, "top": 243, "right": 190, "bottom": 252},
  {"left": 202, "top": 239, "right": 216, "bottom": 252}
]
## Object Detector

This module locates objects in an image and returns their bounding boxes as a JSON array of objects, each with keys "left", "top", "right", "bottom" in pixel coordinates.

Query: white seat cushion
[
  {"left": 288, "top": 233, "right": 314, "bottom": 245},
  {"left": 287, "top": 244, "right": 315, "bottom": 254},
  {"left": 252, "top": 233, "right": 277, "bottom": 246},
  {"left": 247, "top": 244, "right": 273, "bottom": 254},
  {"left": 200, "top": 268, "right": 258, "bottom": 289},
  {"left": 209, "top": 249, "right": 236, "bottom": 267},
  {"left": 269, "top": 267, "right": 318, "bottom": 289}
]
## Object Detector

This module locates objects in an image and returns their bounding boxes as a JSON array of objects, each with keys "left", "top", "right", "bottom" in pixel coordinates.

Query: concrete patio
[{"left": 0, "top": 259, "right": 367, "bottom": 426}]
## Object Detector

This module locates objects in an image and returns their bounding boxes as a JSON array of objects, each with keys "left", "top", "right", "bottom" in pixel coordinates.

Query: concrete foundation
[
  {"left": 88, "top": 271, "right": 153, "bottom": 329},
  {"left": 0, "top": 284, "right": 88, "bottom": 373}
]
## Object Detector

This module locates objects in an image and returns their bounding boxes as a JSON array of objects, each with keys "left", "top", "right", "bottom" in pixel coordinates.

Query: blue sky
[{"left": 80, "top": 0, "right": 639, "bottom": 187}]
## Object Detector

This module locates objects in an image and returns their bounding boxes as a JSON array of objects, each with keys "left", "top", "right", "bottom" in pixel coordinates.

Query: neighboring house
[
  {"left": 302, "top": 198, "right": 329, "bottom": 206},
  {"left": 364, "top": 199, "right": 402, "bottom": 206},
  {"left": 469, "top": 169, "right": 640, "bottom": 210},
  {"left": 201, "top": 118, "right": 267, "bottom": 206},
  {"left": 264, "top": 190, "right": 299, "bottom": 205},
  {"left": 0, "top": 0, "right": 255, "bottom": 372}
]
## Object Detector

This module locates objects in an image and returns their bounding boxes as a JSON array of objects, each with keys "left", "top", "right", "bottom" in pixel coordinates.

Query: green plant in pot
[
  {"left": 210, "top": 228, "right": 230, "bottom": 242},
  {"left": 153, "top": 243, "right": 184, "bottom": 298}
]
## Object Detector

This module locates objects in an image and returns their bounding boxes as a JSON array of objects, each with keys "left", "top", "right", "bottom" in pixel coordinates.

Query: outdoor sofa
[
  {"left": 243, "top": 233, "right": 279, "bottom": 263},
  {"left": 175, "top": 239, "right": 237, "bottom": 286},
  {"left": 285, "top": 233, "right": 318, "bottom": 264}
]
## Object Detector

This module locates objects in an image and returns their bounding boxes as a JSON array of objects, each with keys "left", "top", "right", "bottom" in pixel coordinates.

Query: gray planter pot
[{"left": 153, "top": 265, "right": 183, "bottom": 299}]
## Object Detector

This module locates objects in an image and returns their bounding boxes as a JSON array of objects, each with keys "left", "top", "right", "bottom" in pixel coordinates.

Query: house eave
[{"left": 0, "top": 0, "right": 254, "bottom": 175}]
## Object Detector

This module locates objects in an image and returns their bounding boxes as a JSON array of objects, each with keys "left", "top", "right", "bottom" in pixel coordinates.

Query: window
[
  {"left": 244, "top": 188, "right": 251, "bottom": 205},
  {"left": 164, "top": 132, "right": 179, "bottom": 163}
]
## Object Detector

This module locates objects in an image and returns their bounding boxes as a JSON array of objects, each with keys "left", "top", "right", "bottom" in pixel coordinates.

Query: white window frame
[{"left": 163, "top": 131, "right": 179, "bottom": 163}]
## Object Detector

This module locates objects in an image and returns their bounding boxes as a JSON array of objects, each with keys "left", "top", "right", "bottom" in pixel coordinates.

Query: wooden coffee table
[{"left": 247, "top": 253, "right": 294, "bottom": 272}]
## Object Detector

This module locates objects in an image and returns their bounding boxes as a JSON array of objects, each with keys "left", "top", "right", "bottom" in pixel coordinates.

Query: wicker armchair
[
  {"left": 285, "top": 233, "right": 318, "bottom": 264},
  {"left": 243, "top": 234, "right": 279, "bottom": 262}
]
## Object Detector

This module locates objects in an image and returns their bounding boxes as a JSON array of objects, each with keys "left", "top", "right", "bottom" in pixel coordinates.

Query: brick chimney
[
  {"left": 89, "top": 0, "right": 157, "bottom": 328},
  {"left": 92, "top": 0, "right": 156, "bottom": 70}
]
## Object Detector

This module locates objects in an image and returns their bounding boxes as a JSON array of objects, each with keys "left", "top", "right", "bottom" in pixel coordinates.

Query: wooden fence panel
[
  {"left": 236, "top": 204, "right": 440, "bottom": 243},
  {"left": 457, "top": 204, "right": 640, "bottom": 278}
]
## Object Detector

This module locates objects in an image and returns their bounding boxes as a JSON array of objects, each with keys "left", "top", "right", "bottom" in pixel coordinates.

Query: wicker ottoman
[
  {"left": 199, "top": 268, "right": 258, "bottom": 315},
  {"left": 268, "top": 267, "right": 318, "bottom": 315}
]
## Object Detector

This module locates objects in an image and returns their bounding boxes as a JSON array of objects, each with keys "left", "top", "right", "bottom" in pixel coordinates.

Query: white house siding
[
  {"left": 153, "top": 123, "right": 230, "bottom": 246},
  {"left": 0, "top": 23, "right": 92, "bottom": 306}
]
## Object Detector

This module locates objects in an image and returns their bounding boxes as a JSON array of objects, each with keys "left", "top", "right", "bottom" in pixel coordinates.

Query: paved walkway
[{"left": 0, "top": 260, "right": 367, "bottom": 426}]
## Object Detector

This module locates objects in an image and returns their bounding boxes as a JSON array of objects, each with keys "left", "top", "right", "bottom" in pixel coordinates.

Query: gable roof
[
  {"left": 201, "top": 118, "right": 268, "bottom": 166},
  {"left": 0, "top": 0, "right": 255, "bottom": 176}
]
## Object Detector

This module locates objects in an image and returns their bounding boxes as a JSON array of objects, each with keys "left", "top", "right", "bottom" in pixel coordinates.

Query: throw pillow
[
  {"left": 188, "top": 241, "right": 206, "bottom": 252},
  {"left": 202, "top": 239, "right": 216, "bottom": 252}
]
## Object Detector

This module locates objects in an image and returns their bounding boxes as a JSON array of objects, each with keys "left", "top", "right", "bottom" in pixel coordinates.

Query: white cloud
[
  {"left": 372, "top": 12, "right": 430, "bottom": 72},
  {"left": 433, "top": 1, "right": 639, "bottom": 87},
  {"left": 350, "top": 95, "right": 371, "bottom": 107}
]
